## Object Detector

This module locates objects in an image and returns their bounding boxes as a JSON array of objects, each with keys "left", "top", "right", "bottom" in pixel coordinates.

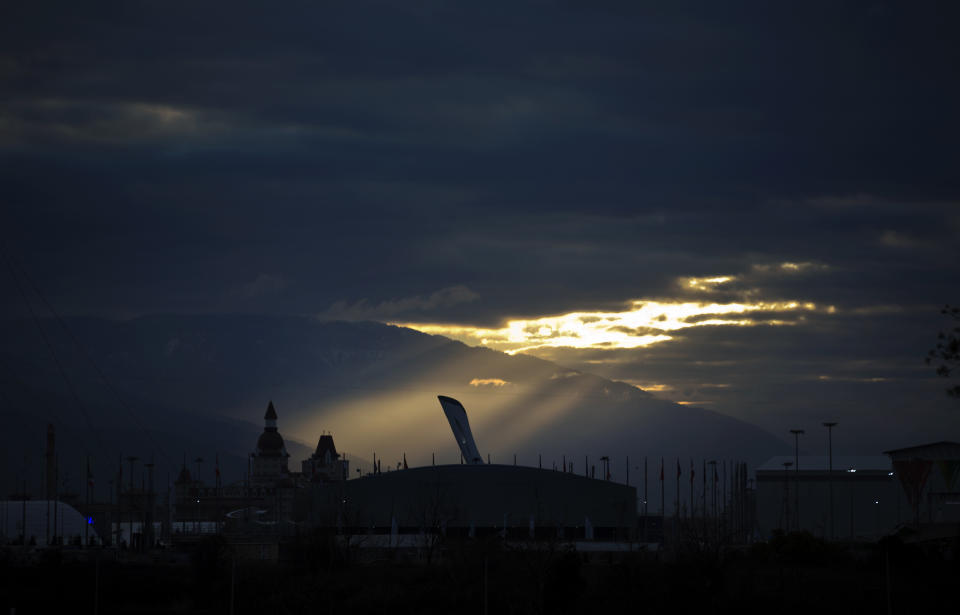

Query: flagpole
[
  {"left": 702, "top": 459, "right": 707, "bottom": 541},
  {"left": 689, "top": 458, "right": 694, "bottom": 521},
  {"left": 723, "top": 459, "right": 728, "bottom": 537},
  {"left": 675, "top": 457, "right": 680, "bottom": 525},
  {"left": 643, "top": 456, "right": 648, "bottom": 543},
  {"left": 660, "top": 457, "right": 664, "bottom": 525},
  {"left": 54, "top": 453, "right": 59, "bottom": 544},
  {"left": 85, "top": 456, "right": 90, "bottom": 547},
  {"left": 708, "top": 460, "right": 718, "bottom": 540},
  {"left": 116, "top": 455, "right": 122, "bottom": 547},
  {"left": 675, "top": 457, "right": 680, "bottom": 548}
]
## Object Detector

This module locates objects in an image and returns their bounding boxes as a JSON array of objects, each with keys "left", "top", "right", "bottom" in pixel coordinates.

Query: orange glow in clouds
[{"left": 394, "top": 299, "right": 826, "bottom": 354}]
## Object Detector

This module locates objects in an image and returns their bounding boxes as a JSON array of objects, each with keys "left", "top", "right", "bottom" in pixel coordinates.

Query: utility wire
[
  {"left": 0, "top": 241, "right": 109, "bottom": 460},
  {"left": 14, "top": 257, "right": 177, "bottom": 471}
]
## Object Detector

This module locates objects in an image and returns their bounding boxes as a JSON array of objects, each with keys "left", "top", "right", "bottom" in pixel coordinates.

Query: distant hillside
[{"left": 0, "top": 315, "right": 785, "bottom": 506}]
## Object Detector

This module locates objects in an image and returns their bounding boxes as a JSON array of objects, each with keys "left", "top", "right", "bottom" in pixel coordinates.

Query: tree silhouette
[{"left": 927, "top": 304, "right": 960, "bottom": 398}]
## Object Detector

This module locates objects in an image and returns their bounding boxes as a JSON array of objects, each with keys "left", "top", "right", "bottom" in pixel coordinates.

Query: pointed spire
[
  {"left": 264, "top": 401, "right": 278, "bottom": 420},
  {"left": 264, "top": 401, "right": 278, "bottom": 432}
]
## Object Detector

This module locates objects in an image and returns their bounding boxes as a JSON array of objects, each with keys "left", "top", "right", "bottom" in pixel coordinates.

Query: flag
[{"left": 403, "top": 453, "right": 408, "bottom": 470}]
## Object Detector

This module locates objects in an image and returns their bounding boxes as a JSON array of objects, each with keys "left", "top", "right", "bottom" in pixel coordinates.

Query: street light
[
  {"left": 789, "top": 429, "right": 805, "bottom": 531},
  {"left": 822, "top": 422, "right": 837, "bottom": 539},
  {"left": 194, "top": 457, "right": 203, "bottom": 535},
  {"left": 125, "top": 456, "right": 138, "bottom": 547},
  {"left": 782, "top": 461, "right": 793, "bottom": 531}
]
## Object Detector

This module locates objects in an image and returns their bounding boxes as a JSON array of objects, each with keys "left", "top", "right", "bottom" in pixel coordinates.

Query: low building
[
  {"left": 0, "top": 500, "right": 101, "bottom": 547},
  {"left": 302, "top": 434, "right": 349, "bottom": 482},
  {"left": 884, "top": 441, "right": 960, "bottom": 525},
  {"left": 173, "top": 401, "right": 341, "bottom": 535},
  {"left": 304, "top": 464, "right": 637, "bottom": 540},
  {"left": 755, "top": 455, "right": 905, "bottom": 540}
]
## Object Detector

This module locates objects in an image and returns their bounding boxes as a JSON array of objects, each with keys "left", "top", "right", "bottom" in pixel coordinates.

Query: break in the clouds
[
  {"left": 394, "top": 296, "right": 825, "bottom": 354},
  {"left": 392, "top": 264, "right": 832, "bottom": 353},
  {"left": 1, "top": 2, "right": 959, "bottom": 451}
]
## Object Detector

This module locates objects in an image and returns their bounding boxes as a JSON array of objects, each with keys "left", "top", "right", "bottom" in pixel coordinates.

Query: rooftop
[
  {"left": 756, "top": 455, "right": 891, "bottom": 472},
  {"left": 882, "top": 441, "right": 960, "bottom": 459}
]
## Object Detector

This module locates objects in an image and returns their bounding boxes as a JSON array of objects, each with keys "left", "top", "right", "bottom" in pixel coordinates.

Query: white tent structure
[{"left": 1, "top": 500, "right": 102, "bottom": 546}]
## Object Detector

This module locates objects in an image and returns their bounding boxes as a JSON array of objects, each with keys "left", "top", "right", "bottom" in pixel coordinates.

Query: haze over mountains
[{"left": 0, "top": 315, "right": 785, "bottom": 503}]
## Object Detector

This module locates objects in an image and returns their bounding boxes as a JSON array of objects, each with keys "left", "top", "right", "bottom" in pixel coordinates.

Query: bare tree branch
[{"left": 926, "top": 304, "right": 960, "bottom": 398}]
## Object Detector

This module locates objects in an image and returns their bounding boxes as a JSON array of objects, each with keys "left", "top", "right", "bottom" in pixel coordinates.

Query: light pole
[
  {"left": 144, "top": 461, "right": 154, "bottom": 550},
  {"left": 782, "top": 461, "right": 793, "bottom": 531},
  {"left": 789, "top": 429, "right": 804, "bottom": 531},
  {"left": 194, "top": 457, "right": 203, "bottom": 534},
  {"left": 125, "top": 456, "right": 138, "bottom": 547},
  {"left": 823, "top": 422, "right": 837, "bottom": 539}
]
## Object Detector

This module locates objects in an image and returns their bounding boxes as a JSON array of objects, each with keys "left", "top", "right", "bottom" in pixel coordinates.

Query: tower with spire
[
  {"left": 250, "top": 401, "right": 290, "bottom": 487},
  {"left": 302, "top": 432, "right": 349, "bottom": 482}
]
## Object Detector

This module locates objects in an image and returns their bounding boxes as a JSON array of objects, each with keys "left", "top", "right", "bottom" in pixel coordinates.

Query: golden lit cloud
[
  {"left": 627, "top": 382, "right": 673, "bottom": 392},
  {"left": 389, "top": 265, "right": 845, "bottom": 356},
  {"left": 469, "top": 378, "right": 510, "bottom": 387},
  {"left": 393, "top": 298, "right": 826, "bottom": 354},
  {"left": 751, "top": 261, "right": 829, "bottom": 274},
  {"left": 683, "top": 275, "right": 735, "bottom": 291},
  {"left": 816, "top": 375, "right": 890, "bottom": 383}
]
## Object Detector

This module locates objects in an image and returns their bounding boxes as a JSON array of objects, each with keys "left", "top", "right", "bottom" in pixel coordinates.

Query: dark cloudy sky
[{"left": 2, "top": 1, "right": 959, "bottom": 452}]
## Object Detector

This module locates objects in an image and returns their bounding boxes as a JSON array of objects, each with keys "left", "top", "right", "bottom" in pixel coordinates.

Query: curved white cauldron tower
[{"left": 438, "top": 395, "right": 484, "bottom": 465}]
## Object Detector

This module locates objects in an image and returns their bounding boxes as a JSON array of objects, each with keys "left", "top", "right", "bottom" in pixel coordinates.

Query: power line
[
  {"left": 0, "top": 241, "right": 176, "bottom": 473},
  {"left": 1, "top": 241, "right": 109, "bottom": 459}
]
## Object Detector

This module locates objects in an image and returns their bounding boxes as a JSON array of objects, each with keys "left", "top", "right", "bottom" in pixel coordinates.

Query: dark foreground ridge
[{"left": 1, "top": 532, "right": 958, "bottom": 614}]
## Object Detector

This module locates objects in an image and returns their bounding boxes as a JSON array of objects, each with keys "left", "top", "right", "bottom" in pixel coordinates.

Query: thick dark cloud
[{"left": 2, "top": 2, "right": 959, "bottom": 450}]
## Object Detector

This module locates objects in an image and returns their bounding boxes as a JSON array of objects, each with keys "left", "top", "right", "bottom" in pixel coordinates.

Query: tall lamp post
[
  {"left": 194, "top": 457, "right": 203, "bottom": 535},
  {"left": 125, "top": 456, "right": 138, "bottom": 547},
  {"left": 789, "top": 429, "right": 805, "bottom": 531},
  {"left": 144, "top": 461, "right": 154, "bottom": 551},
  {"left": 823, "top": 422, "right": 837, "bottom": 539},
  {"left": 782, "top": 461, "right": 793, "bottom": 531}
]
